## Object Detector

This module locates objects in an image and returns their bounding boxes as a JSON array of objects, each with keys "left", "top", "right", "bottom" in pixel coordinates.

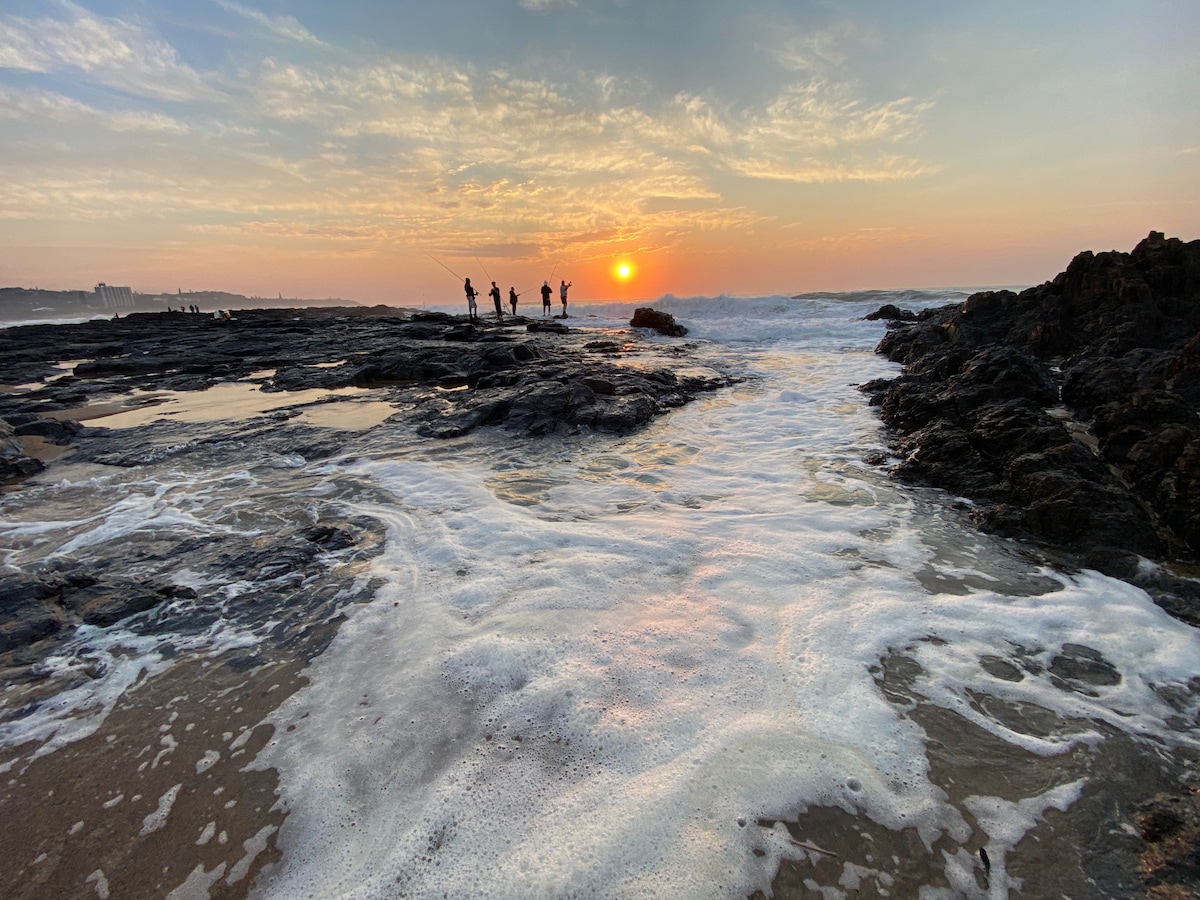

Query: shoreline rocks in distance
[{"left": 861, "top": 231, "right": 1200, "bottom": 621}]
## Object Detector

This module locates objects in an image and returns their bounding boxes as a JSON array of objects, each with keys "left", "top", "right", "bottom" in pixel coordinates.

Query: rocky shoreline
[
  {"left": 0, "top": 306, "right": 715, "bottom": 480},
  {"left": 0, "top": 304, "right": 721, "bottom": 898},
  {"left": 862, "top": 232, "right": 1200, "bottom": 895},
  {"left": 863, "top": 232, "right": 1200, "bottom": 623},
  {"left": 0, "top": 305, "right": 719, "bottom": 664}
]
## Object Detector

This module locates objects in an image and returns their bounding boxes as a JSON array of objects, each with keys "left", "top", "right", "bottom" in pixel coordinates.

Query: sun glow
[{"left": 614, "top": 261, "right": 634, "bottom": 282}]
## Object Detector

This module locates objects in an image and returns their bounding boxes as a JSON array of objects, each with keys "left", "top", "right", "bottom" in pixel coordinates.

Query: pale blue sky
[{"left": 1, "top": 0, "right": 1196, "bottom": 301}]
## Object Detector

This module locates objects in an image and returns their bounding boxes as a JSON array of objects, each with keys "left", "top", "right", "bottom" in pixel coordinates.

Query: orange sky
[{"left": 1, "top": 1, "right": 1197, "bottom": 303}]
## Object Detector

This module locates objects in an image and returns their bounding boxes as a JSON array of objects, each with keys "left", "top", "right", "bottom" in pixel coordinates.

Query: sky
[{"left": 0, "top": 0, "right": 1197, "bottom": 305}]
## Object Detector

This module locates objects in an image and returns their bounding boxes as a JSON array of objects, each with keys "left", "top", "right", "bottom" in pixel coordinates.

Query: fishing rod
[
  {"left": 475, "top": 256, "right": 493, "bottom": 283},
  {"left": 420, "top": 248, "right": 464, "bottom": 282},
  {"left": 510, "top": 263, "right": 560, "bottom": 302},
  {"left": 515, "top": 261, "right": 559, "bottom": 298}
]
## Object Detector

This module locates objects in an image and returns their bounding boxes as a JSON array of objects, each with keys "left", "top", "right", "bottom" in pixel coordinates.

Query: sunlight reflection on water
[{"left": 53, "top": 382, "right": 387, "bottom": 429}]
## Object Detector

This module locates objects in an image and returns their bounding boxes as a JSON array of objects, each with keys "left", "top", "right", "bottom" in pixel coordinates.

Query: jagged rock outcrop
[{"left": 862, "top": 232, "right": 1200, "bottom": 614}]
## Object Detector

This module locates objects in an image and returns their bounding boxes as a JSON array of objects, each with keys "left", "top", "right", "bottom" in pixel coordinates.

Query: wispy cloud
[
  {"left": 214, "top": 0, "right": 329, "bottom": 46},
  {"left": 770, "top": 21, "right": 876, "bottom": 73},
  {"left": 519, "top": 0, "right": 579, "bottom": 11},
  {"left": 0, "top": 1, "right": 220, "bottom": 102},
  {"left": 0, "top": 85, "right": 190, "bottom": 133}
]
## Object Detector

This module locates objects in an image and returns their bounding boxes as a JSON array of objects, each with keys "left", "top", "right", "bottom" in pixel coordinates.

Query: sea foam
[{"left": 249, "top": 294, "right": 1200, "bottom": 897}]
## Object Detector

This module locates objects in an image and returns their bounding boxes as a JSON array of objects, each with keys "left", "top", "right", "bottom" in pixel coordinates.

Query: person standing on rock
[
  {"left": 540, "top": 281, "right": 553, "bottom": 316},
  {"left": 509, "top": 287, "right": 519, "bottom": 317},
  {"left": 489, "top": 281, "right": 503, "bottom": 319},
  {"left": 464, "top": 277, "right": 479, "bottom": 321},
  {"left": 559, "top": 280, "right": 573, "bottom": 317}
]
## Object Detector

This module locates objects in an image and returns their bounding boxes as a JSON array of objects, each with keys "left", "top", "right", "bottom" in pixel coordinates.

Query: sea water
[{"left": 3, "top": 292, "right": 1200, "bottom": 898}]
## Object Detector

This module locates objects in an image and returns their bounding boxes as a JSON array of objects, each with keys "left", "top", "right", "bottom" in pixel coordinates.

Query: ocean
[{"left": 2, "top": 291, "right": 1199, "bottom": 898}]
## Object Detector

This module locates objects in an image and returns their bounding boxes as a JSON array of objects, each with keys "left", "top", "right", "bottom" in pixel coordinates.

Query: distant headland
[{"left": 0, "top": 284, "right": 364, "bottom": 322}]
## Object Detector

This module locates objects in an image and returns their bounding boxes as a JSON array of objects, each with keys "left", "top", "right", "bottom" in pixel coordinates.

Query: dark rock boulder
[
  {"left": 527, "top": 320, "right": 569, "bottom": 334},
  {"left": 863, "top": 304, "right": 918, "bottom": 323},
  {"left": 0, "top": 419, "right": 44, "bottom": 484},
  {"left": 0, "top": 572, "right": 202, "bottom": 652},
  {"left": 11, "top": 416, "right": 84, "bottom": 443},
  {"left": 631, "top": 308, "right": 688, "bottom": 337},
  {"left": 60, "top": 579, "right": 198, "bottom": 628},
  {"left": 0, "top": 574, "right": 65, "bottom": 652}
]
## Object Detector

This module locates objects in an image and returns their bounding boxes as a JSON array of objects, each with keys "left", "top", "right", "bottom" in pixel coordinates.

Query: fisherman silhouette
[
  {"left": 464, "top": 277, "right": 479, "bottom": 321},
  {"left": 490, "top": 281, "right": 503, "bottom": 319},
  {"left": 559, "top": 280, "right": 573, "bottom": 317},
  {"left": 540, "top": 281, "right": 553, "bottom": 316}
]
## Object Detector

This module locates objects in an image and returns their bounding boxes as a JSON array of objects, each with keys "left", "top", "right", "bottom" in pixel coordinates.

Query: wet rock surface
[
  {"left": 1137, "top": 780, "right": 1200, "bottom": 897},
  {"left": 0, "top": 304, "right": 734, "bottom": 898},
  {"left": 0, "top": 306, "right": 728, "bottom": 456},
  {"left": 0, "top": 306, "right": 733, "bottom": 665},
  {"left": 862, "top": 231, "right": 1200, "bottom": 623},
  {"left": 630, "top": 306, "right": 688, "bottom": 336}
]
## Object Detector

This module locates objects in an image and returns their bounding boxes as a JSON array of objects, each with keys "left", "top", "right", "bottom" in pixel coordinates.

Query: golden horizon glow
[{"left": 0, "top": 3, "right": 1195, "bottom": 302}]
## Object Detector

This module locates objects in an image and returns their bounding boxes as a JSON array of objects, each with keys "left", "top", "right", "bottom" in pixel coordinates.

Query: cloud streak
[
  {"left": 0, "top": 2, "right": 220, "bottom": 102},
  {"left": 214, "top": 0, "right": 329, "bottom": 46}
]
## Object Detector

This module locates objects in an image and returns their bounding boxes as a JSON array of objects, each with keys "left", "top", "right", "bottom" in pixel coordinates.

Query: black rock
[
  {"left": 630, "top": 308, "right": 688, "bottom": 336},
  {"left": 863, "top": 231, "right": 1200, "bottom": 617},
  {"left": 864, "top": 304, "right": 918, "bottom": 322}
]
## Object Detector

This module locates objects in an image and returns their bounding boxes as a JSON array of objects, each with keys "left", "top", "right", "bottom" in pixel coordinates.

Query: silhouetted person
[
  {"left": 490, "top": 281, "right": 503, "bottom": 319},
  {"left": 540, "top": 281, "right": 552, "bottom": 316},
  {"left": 464, "top": 277, "right": 479, "bottom": 321},
  {"left": 509, "top": 287, "right": 518, "bottom": 316},
  {"left": 559, "top": 280, "right": 573, "bottom": 317}
]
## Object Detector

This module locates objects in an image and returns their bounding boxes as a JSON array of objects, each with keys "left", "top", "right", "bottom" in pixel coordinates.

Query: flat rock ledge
[
  {"left": 861, "top": 231, "right": 1200, "bottom": 623},
  {"left": 0, "top": 307, "right": 732, "bottom": 485}
]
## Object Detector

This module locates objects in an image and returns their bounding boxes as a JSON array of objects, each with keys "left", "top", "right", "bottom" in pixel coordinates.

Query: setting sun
[{"left": 614, "top": 261, "right": 634, "bottom": 282}]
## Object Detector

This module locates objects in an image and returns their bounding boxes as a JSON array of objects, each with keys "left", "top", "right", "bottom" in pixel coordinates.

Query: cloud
[
  {"left": 712, "top": 81, "right": 938, "bottom": 182},
  {"left": 214, "top": 1, "right": 328, "bottom": 46},
  {"left": 769, "top": 21, "right": 877, "bottom": 74},
  {"left": 247, "top": 53, "right": 933, "bottom": 183},
  {"left": 0, "top": 84, "right": 190, "bottom": 133},
  {"left": 0, "top": 14, "right": 936, "bottom": 263},
  {"left": 0, "top": 2, "right": 219, "bottom": 102},
  {"left": 519, "top": 0, "right": 579, "bottom": 11}
]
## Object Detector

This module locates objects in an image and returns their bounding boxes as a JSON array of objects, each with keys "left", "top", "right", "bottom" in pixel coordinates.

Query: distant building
[{"left": 95, "top": 282, "right": 134, "bottom": 309}]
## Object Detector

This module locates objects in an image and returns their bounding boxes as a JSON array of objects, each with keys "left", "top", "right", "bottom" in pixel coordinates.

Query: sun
[{"left": 613, "top": 260, "right": 635, "bottom": 282}]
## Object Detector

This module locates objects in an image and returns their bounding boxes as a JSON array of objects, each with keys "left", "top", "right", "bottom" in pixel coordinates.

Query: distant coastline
[{"left": 0, "top": 285, "right": 365, "bottom": 322}]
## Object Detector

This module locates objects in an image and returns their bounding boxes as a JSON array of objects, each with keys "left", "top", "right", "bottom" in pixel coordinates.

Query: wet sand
[{"left": 1, "top": 654, "right": 307, "bottom": 900}]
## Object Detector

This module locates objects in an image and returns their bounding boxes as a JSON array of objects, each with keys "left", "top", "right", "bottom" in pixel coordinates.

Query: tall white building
[{"left": 95, "top": 283, "right": 134, "bottom": 309}]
